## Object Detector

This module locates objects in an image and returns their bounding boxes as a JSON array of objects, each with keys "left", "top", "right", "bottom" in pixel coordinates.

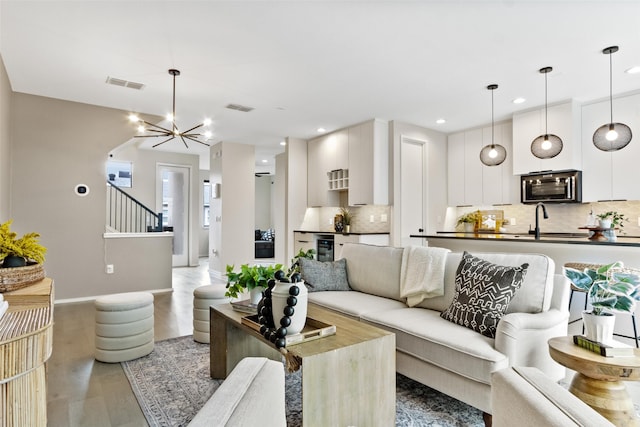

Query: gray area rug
[{"left": 122, "top": 335, "right": 484, "bottom": 426}]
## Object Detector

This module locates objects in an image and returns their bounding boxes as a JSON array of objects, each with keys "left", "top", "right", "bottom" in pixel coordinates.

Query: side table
[{"left": 548, "top": 336, "right": 640, "bottom": 426}]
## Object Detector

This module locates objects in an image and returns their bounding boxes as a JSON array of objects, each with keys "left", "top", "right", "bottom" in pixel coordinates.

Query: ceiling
[{"left": 2, "top": 1, "right": 640, "bottom": 171}]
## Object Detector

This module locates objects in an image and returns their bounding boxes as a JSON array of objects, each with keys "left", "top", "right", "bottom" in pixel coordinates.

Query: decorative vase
[
  {"left": 582, "top": 311, "right": 615, "bottom": 344},
  {"left": 271, "top": 280, "right": 308, "bottom": 335},
  {"left": 599, "top": 219, "right": 612, "bottom": 229},
  {"left": 2, "top": 255, "right": 27, "bottom": 268},
  {"left": 464, "top": 223, "right": 475, "bottom": 233},
  {"left": 344, "top": 225, "right": 351, "bottom": 234},
  {"left": 249, "top": 286, "right": 265, "bottom": 305}
]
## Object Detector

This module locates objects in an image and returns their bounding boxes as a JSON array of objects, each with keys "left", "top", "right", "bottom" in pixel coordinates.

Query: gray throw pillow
[
  {"left": 299, "top": 258, "right": 350, "bottom": 292},
  {"left": 440, "top": 251, "right": 529, "bottom": 338}
]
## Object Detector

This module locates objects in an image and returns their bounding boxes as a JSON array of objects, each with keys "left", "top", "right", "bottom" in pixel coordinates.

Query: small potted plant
[
  {"left": 339, "top": 207, "right": 353, "bottom": 234},
  {"left": 564, "top": 262, "right": 640, "bottom": 343},
  {"left": 0, "top": 220, "right": 47, "bottom": 268},
  {"left": 456, "top": 211, "right": 481, "bottom": 233},
  {"left": 596, "top": 211, "right": 628, "bottom": 230}
]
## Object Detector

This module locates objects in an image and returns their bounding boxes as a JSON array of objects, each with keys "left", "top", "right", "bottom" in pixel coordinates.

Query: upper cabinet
[
  {"left": 581, "top": 92, "right": 640, "bottom": 202},
  {"left": 447, "top": 122, "right": 518, "bottom": 206},
  {"left": 348, "top": 119, "right": 389, "bottom": 206},
  {"left": 512, "top": 101, "right": 581, "bottom": 175},
  {"left": 307, "top": 119, "right": 389, "bottom": 207}
]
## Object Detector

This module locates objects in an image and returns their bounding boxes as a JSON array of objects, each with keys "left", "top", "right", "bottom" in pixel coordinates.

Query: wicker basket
[{"left": 0, "top": 263, "right": 46, "bottom": 293}]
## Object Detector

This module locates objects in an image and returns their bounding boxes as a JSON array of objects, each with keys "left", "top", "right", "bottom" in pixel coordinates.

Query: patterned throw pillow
[
  {"left": 299, "top": 258, "right": 350, "bottom": 292},
  {"left": 440, "top": 251, "right": 529, "bottom": 338}
]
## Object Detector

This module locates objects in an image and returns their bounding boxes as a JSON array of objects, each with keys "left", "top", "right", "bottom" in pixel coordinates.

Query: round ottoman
[
  {"left": 193, "top": 284, "right": 227, "bottom": 343},
  {"left": 95, "top": 292, "right": 154, "bottom": 363}
]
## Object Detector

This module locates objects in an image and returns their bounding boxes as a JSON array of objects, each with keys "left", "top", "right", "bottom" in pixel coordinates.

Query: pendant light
[
  {"left": 531, "top": 67, "right": 563, "bottom": 159},
  {"left": 480, "top": 84, "right": 507, "bottom": 166},
  {"left": 593, "top": 46, "right": 632, "bottom": 151},
  {"left": 130, "top": 69, "right": 212, "bottom": 149}
]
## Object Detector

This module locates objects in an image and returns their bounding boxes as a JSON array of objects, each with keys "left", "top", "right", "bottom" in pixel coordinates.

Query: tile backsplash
[
  {"left": 452, "top": 201, "right": 640, "bottom": 237},
  {"left": 300, "top": 205, "right": 391, "bottom": 233}
]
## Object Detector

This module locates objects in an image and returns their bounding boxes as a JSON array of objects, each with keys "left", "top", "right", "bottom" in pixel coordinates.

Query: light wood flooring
[
  {"left": 46, "top": 260, "right": 640, "bottom": 426},
  {"left": 47, "top": 258, "right": 221, "bottom": 427}
]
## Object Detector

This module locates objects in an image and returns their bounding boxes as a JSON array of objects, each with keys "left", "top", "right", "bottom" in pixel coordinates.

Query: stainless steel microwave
[{"left": 521, "top": 170, "right": 582, "bottom": 204}]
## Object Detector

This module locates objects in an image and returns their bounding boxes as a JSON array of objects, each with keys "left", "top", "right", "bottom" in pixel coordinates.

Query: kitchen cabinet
[
  {"left": 512, "top": 101, "right": 581, "bottom": 175},
  {"left": 348, "top": 119, "right": 389, "bottom": 206},
  {"left": 581, "top": 93, "right": 640, "bottom": 202},
  {"left": 293, "top": 232, "right": 316, "bottom": 256},
  {"left": 447, "top": 122, "right": 518, "bottom": 206},
  {"left": 307, "top": 135, "right": 340, "bottom": 207}
]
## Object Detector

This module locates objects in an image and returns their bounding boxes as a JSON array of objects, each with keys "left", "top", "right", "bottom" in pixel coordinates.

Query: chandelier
[{"left": 129, "top": 69, "right": 212, "bottom": 148}]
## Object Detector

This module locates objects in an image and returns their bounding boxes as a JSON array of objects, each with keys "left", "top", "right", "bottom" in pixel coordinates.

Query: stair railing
[{"left": 106, "top": 181, "right": 163, "bottom": 233}]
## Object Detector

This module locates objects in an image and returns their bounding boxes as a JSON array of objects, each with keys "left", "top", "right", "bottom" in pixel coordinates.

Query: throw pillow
[
  {"left": 299, "top": 257, "right": 350, "bottom": 292},
  {"left": 440, "top": 251, "right": 529, "bottom": 338}
]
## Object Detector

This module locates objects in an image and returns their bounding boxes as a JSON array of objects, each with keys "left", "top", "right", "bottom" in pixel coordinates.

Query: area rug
[{"left": 122, "top": 335, "right": 484, "bottom": 427}]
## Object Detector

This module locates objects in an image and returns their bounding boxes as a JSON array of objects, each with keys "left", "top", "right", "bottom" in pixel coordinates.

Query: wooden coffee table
[
  {"left": 210, "top": 303, "right": 396, "bottom": 426},
  {"left": 548, "top": 336, "right": 640, "bottom": 426}
]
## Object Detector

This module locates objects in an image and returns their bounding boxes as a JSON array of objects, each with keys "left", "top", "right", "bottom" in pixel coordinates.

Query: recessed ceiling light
[
  {"left": 436, "top": 119, "right": 446, "bottom": 124},
  {"left": 626, "top": 66, "right": 640, "bottom": 74},
  {"left": 512, "top": 97, "right": 526, "bottom": 104},
  {"left": 317, "top": 127, "right": 326, "bottom": 133},
  {"left": 261, "top": 159, "right": 268, "bottom": 163},
  {"left": 280, "top": 141, "right": 287, "bottom": 146}
]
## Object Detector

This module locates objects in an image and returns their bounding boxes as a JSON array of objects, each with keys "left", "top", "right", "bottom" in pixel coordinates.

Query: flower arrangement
[
  {"left": 456, "top": 211, "right": 481, "bottom": 227},
  {"left": 0, "top": 220, "right": 47, "bottom": 267},
  {"left": 564, "top": 262, "right": 640, "bottom": 316}
]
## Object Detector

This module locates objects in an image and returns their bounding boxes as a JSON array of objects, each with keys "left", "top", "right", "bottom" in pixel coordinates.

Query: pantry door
[{"left": 400, "top": 136, "right": 427, "bottom": 247}]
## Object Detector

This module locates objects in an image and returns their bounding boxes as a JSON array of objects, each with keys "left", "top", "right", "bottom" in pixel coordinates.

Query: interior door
[
  {"left": 400, "top": 136, "right": 427, "bottom": 247},
  {"left": 157, "top": 165, "right": 190, "bottom": 267}
]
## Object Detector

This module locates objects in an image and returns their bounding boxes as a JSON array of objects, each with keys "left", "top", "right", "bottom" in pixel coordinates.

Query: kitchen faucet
[{"left": 534, "top": 202, "right": 549, "bottom": 240}]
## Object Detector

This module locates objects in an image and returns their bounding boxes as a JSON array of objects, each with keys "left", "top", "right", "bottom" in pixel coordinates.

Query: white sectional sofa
[{"left": 307, "top": 243, "right": 570, "bottom": 415}]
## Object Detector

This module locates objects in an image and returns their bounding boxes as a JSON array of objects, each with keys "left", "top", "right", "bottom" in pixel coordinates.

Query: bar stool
[{"left": 564, "top": 262, "right": 639, "bottom": 348}]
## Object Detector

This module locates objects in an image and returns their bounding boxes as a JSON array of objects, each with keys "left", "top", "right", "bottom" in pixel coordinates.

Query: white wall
[
  {"left": 0, "top": 55, "right": 11, "bottom": 222},
  {"left": 285, "top": 137, "right": 308, "bottom": 263}
]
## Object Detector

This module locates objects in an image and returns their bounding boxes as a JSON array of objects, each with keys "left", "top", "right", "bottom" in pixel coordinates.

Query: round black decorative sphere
[
  {"left": 287, "top": 296, "right": 297, "bottom": 307},
  {"left": 280, "top": 316, "right": 291, "bottom": 327},
  {"left": 289, "top": 286, "right": 300, "bottom": 296},
  {"left": 284, "top": 306, "right": 295, "bottom": 317}
]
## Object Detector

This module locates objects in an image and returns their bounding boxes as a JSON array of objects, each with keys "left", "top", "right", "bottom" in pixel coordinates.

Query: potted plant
[
  {"left": 564, "top": 262, "right": 640, "bottom": 343},
  {"left": 456, "top": 211, "right": 481, "bottom": 233},
  {"left": 339, "top": 207, "right": 353, "bottom": 233},
  {"left": 596, "top": 211, "right": 628, "bottom": 230},
  {"left": 0, "top": 220, "right": 47, "bottom": 268}
]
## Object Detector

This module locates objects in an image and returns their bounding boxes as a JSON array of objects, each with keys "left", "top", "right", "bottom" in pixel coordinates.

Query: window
[
  {"left": 203, "top": 181, "right": 211, "bottom": 227},
  {"left": 106, "top": 161, "right": 132, "bottom": 188}
]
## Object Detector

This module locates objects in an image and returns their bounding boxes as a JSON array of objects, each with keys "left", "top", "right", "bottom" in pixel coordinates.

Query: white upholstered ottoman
[
  {"left": 193, "top": 284, "right": 227, "bottom": 343},
  {"left": 94, "top": 292, "right": 154, "bottom": 363}
]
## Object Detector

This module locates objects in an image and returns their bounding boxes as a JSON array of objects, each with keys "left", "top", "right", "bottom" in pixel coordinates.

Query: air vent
[
  {"left": 105, "top": 76, "right": 145, "bottom": 90},
  {"left": 225, "top": 103, "right": 254, "bottom": 112}
]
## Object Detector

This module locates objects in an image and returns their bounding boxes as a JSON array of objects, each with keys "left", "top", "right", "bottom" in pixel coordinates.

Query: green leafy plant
[
  {"left": 596, "top": 211, "right": 629, "bottom": 229},
  {"left": 0, "top": 220, "right": 47, "bottom": 265},
  {"left": 339, "top": 207, "right": 352, "bottom": 225},
  {"left": 456, "top": 211, "right": 481, "bottom": 227},
  {"left": 564, "top": 262, "right": 640, "bottom": 315},
  {"left": 224, "top": 248, "right": 315, "bottom": 298}
]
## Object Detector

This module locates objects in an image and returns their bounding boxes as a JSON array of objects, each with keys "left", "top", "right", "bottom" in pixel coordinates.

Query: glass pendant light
[
  {"left": 593, "top": 46, "right": 632, "bottom": 151},
  {"left": 480, "top": 84, "right": 506, "bottom": 166},
  {"left": 531, "top": 67, "right": 563, "bottom": 159}
]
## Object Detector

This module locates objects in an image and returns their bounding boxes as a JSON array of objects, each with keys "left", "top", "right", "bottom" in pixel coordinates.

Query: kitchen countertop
[
  {"left": 410, "top": 232, "right": 640, "bottom": 247},
  {"left": 295, "top": 230, "right": 390, "bottom": 235}
]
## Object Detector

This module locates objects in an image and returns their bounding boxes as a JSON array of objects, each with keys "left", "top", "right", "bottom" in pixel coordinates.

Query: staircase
[{"left": 106, "top": 181, "right": 163, "bottom": 233}]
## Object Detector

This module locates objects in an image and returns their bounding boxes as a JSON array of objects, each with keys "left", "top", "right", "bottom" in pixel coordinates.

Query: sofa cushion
[
  {"left": 309, "top": 291, "right": 407, "bottom": 319},
  {"left": 299, "top": 258, "right": 350, "bottom": 292},
  {"left": 361, "top": 307, "right": 508, "bottom": 384},
  {"left": 340, "top": 243, "right": 404, "bottom": 301},
  {"left": 440, "top": 252, "right": 529, "bottom": 338},
  {"left": 417, "top": 251, "right": 554, "bottom": 314}
]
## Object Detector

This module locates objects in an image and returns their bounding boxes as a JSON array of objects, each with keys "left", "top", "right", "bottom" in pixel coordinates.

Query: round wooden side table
[{"left": 549, "top": 336, "right": 640, "bottom": 426}]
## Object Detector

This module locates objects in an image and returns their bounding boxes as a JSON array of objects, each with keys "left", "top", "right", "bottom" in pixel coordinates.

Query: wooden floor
[
  {"left": 47, "top": 258, "right": 222, "bottom": 427},
  {"left": 45, "top": 259, "right": 640, "bottom": 426}
]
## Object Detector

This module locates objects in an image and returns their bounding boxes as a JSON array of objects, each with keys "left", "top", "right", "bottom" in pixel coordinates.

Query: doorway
[
  {"left": 157, "top": 164, "right": 190, "bottom": 267},
  {"left": 400, "top": 136, "right": 427, "bottom": 247}
]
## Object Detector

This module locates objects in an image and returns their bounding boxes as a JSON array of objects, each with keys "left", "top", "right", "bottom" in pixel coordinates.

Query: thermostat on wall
[{"left": 75, "top": 184, "right": 90, "bottom": 196}]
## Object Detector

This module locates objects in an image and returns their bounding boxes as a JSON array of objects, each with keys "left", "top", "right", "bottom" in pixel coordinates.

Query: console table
[{"left": 0, "top": 278, "right": 54, "bottom": 427}]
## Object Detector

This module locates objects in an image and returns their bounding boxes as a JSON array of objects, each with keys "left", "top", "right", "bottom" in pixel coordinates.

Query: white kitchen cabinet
[
  {"left": 348, "top": 119, "right": 389, "bottom": 206},
  {"left": 307, "top": 135, "right": 339, "bottom": 207},
  {"left": 512, "top": 101, "right": 581, "bottom": 175},
  {"left": 293, "top": 232, "right": 316, "bottom": 256},
  {"left": 448, "top": 122, "right": 518, "bottom": 206},
  {"left": 581, "top": 93, "right": 640, "bottom": 202}
]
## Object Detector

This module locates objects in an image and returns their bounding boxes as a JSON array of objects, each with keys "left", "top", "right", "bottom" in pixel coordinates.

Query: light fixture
[
  {"left": 436, "top": 118, "right": 446, "bottom": 124},
  {"left": 512, "top": 97, "right": 526, "bottom": 104},
  {"left": 130, "top": 69, "right": 211, "bottom": 148},
  {"left": 531, "top": 67, "right": 563, "bottom": 159},
  {"left": 593, "top": 46, "right": 632, "bottom": 152},
  {"left": 317, "top": 127, "right": 326, "bottom": 133},
  {"left": 626, "top": 66, "right": 640, "bottom": 75},
  {"left": 480, "top": 84, "right": 507, "bottom": 166}
]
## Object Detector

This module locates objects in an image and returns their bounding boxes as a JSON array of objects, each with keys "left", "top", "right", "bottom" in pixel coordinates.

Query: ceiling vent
[
  {"left": 225, "top": 103, "right": 254, "bottom": 112},
  {"left": 105, "top": 76, "right": 145, "bottom": 90}
]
